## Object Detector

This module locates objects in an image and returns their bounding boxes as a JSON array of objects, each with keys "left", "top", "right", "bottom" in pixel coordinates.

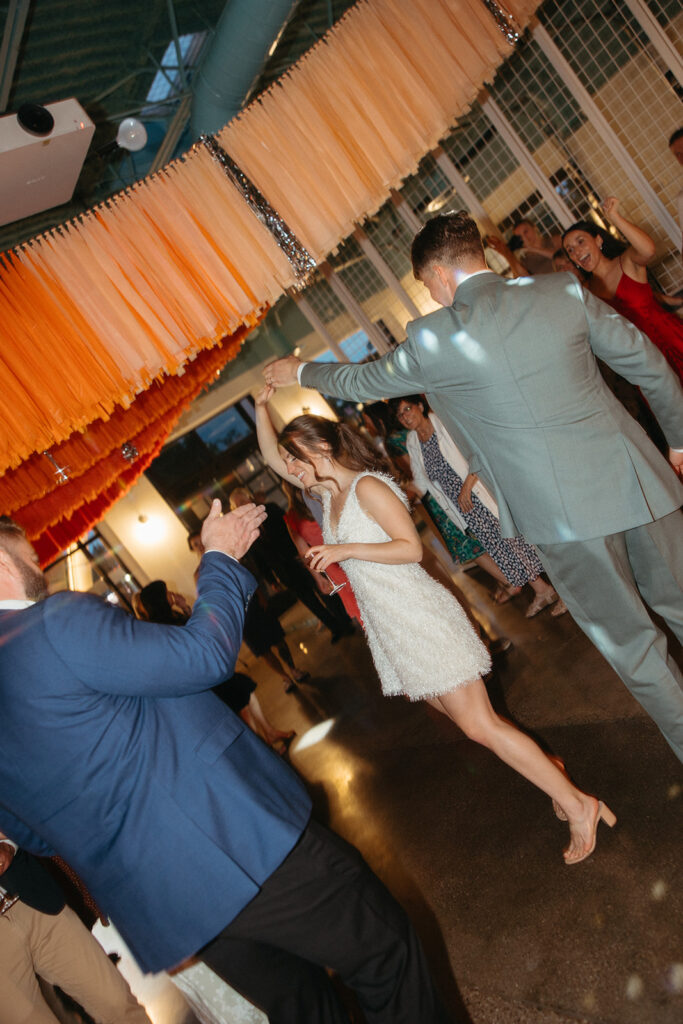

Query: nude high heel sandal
[{"left": 564, "top": 801, "right": 617, "bottom": 865}]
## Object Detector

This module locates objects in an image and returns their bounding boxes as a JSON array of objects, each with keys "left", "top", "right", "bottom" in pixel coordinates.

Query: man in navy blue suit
[{"left": 0, "top": 506, "right": 453, "bottom": 1024}]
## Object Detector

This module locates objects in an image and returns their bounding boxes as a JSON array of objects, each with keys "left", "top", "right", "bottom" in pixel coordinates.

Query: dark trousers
[
  {"left": 279, "top": 567, "right": 351, "bottom": 636},
  {"left": 199, "top": 820, "right": 456, "bottom": 1024}
]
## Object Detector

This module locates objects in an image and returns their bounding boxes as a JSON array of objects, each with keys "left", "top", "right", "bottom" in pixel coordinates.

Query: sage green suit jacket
[{"left": 300, "top": 271, "right": 682, "bottom": 544}]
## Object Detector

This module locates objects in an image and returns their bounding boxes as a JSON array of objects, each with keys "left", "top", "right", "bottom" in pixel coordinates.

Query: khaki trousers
[{"left": 0, "top": 901, "right": 151, "bottom": 1024}]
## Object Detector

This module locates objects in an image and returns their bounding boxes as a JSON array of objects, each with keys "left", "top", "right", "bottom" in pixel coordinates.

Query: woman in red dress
[
  {"left": 562, "top": 198, "right": 683, "bottom": 382},
  {"left": 282, "top": 480, "right": 361, "bottom": 625}
]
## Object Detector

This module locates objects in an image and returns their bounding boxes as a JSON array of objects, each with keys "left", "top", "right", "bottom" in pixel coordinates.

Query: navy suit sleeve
[
  {"left": 579, "top": 284, "right": 683, "bottom": 446},
  {"left": 0, "top": 807, "right": 56, "bottom": 857},
  {"left": 42, "top": 552, "right": 257, "bottom": 697}
]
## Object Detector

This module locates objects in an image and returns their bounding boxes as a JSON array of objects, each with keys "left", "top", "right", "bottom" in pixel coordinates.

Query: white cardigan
[{"left": 406, "top": 413, "right": 499, "bottom": 533}]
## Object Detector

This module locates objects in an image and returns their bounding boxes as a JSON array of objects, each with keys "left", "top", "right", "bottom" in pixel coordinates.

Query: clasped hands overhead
[{"left": 263, "top": 355, "right": 302, "bottom": 390}]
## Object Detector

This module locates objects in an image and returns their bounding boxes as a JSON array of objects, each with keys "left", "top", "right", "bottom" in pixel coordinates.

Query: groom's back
[{"left": 409, "top": 271, "right": 681, "bottom": 543}]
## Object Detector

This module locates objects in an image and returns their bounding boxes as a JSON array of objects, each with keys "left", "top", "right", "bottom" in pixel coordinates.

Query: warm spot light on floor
[
  {"left": 625, "top": 974, "right": 643, "bottom": 1000},
  {"left": 651, "top": 879, "right": 667, "bottom": 901},
  {"left": 581, "top": 991, "right": 597, "bottom": 1011},
  {"left": 293, "top": 718, "right": 336, "bottom": 752},
  {"left": 667, "top": 964, "right": 683, "bottom": 993}
]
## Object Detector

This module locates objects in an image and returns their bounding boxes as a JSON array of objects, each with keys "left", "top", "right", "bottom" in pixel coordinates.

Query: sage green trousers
[{"left": 537, "top": 509, "right": 683, "bottom": 763}]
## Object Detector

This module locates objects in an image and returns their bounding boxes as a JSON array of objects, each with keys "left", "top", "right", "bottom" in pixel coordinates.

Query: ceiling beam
[{"left": 0, "top": 0, "right": 32, "bottom": 113}]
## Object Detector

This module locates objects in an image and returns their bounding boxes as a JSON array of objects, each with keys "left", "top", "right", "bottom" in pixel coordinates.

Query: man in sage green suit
[{"left": 265, "top": 213, "right": 683, "bottom": 762}]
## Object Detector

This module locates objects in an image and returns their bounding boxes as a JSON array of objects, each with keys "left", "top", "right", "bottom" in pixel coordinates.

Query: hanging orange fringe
[
  {"left": 1, "top": 0, "right": 540, "bottom": 477},
  {"left": 10, "top": 319, "right": 258, "bottom": 555}
]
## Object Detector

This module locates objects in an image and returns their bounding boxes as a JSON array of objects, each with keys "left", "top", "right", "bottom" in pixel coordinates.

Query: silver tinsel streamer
[
  {"left": 42, "top": 450, "right": 70, "bottom": 484},
  {"left": 121, "top": 442, "right": 138, "bottom": 463},
  {"left": 481, "top": 0, "right": 521, "bottom": 44},
  {"left": 199, "top": 135, "right": 317, "bottom": 281}
]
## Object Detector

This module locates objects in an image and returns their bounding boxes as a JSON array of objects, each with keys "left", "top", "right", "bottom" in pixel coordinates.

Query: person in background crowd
[
  {"left": 669, "top": 126, "right": 683, "bottom": 257},
  {"left": 188, "top": 531, "right": 310, "bottom": 692},
  {"left": 510, "top": 218, "right": 560, "bottom": 275},
  {"left": 392, "top": 395, "right": 567, "bottom": 618},
  {"left": 282, "top": 479, "right": 362, "bottom": 626},
  {"left": 552, "top": 245, "right": 668, "bottom": 453},
  {"left": 0, "top": 832, "right": 152, "bottom": 1024},
  {"left": 230, "top": 486, "right": 354, "bottom": 643},
  {"left": 563, "top": 198, "right": 683, "bottom": 381}
]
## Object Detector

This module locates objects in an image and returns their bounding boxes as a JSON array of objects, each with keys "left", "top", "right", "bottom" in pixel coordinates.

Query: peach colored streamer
[{"left": 0, "top": 0, "right": 539, "bottom": 475}]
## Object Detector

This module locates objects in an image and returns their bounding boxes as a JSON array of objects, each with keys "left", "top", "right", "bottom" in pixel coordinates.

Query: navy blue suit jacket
[{"left": 0, "top": 551, "right": 311, "bottom": 972}]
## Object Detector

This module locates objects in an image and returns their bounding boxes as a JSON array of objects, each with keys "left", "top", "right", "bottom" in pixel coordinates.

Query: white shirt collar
[
  {"left": 456, "top": 267, "right": 494, "bottom": 286},
  {"left": 0, "top": 599, "right": 35, "bottom": 609}
]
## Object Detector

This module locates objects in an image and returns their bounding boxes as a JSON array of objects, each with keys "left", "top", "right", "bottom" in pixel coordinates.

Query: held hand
[
  {"left": 601, "top": 196, "right": 620, "bottom": 220},
  {"left": 264, "top": 356, "right": 302, "bottom": 389},
  {"left": 201, "top": 499, "right": 267, "bottom": 561},
  {"left": 668, "top": 448, "right": 683, "bottom": 478},
  {"left": 0, "top": 841, "right": 16, "bottom": 875},
  {"left": 458, "top": 482, "right": 475, "bottom": 513},
  {"left": 306, "top": 544, "right": 347, "bottom": 573},
  {"left": 254, "top": 384, "right": 275, "bottom": 406}
]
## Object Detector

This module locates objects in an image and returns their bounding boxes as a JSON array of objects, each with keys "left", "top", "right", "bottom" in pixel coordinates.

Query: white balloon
[{"left": 116, "top": 118, "right": 148, "bottom": 152}]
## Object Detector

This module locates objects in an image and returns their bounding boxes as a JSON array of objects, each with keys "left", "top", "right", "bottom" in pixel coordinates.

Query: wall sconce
[{"left": 135, "top": 513, "right": 166, "bottom": 544}]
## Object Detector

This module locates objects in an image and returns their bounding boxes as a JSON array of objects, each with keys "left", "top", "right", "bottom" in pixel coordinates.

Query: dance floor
[{"left": 104, "top": 553, "right": 683, "bottom": 1024}]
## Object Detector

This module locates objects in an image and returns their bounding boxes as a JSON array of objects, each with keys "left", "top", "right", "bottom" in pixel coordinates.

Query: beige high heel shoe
[
  {"left": 564, "top": 800, "right": 617, "bottom": 865},
  {"left": 525, "top": 589, "right": 558, "bottom": 617}
]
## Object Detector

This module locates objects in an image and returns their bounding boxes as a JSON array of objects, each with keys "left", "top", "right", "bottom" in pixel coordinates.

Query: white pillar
[
  {"left": 619, "top": 0, "right": 683, "bottom": 85},
  {"left": 431, "top": 146, "right": 499, "bottom": 236},
  {"left": 353, "top": 226, "right": 421, "bottom": 319},
  {"left": 390, "top": 188, "right": 423, "bottom": 234},
  {"left": 320, "top": 262, "right": 392, "bottom": 355},
  {"left": 290, "top": 290, "right": 349, "bottom": 362},
  {"left": 481, "top": 94, "right": 575, "bottom": 228},
  {"left": 532, "top": 22, "right": 680, "bottom": 247}
]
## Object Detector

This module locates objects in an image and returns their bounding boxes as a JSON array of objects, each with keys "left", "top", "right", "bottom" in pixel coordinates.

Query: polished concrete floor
[
  {"left": 107, "top": 552, "right": 682, "bottom": 1024},
  {"left": 239, "top": 554, "right": 683, "bottom": 1024}
]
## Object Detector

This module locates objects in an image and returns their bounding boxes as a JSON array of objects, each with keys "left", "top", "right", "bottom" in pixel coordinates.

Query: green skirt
[{"left": 423, "top": 493, "right": 485, "bottom": 564}]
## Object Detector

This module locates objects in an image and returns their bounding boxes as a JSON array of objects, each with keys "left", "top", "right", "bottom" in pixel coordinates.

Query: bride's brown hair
[{"left": 277, "top": 415, "right": 393, "bottom": 485}]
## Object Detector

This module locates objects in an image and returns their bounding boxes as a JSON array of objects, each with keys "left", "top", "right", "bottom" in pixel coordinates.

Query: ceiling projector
[{"left": 0, "top": 98, "right": 95, "bottom": 228}]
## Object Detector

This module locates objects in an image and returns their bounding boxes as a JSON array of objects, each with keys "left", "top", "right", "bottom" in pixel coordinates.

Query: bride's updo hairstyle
[{"left": 277, "top": 415, "right": 393, "bottom": 485}]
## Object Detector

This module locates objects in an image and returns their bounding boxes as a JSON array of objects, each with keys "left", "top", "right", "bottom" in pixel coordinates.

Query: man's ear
[
  {"left": 0, "top": 548, "right": 18, "bottom": 578},
  {"left": 434, "top": 263, "right": 450, "bottom": 287}
]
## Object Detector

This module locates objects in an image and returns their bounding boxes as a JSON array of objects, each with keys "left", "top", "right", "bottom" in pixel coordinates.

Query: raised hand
[
  {"left": 264, "top": 355, "right": 302, "bottom": 389},
  {"left": 601, "top": 196, "right": 619, "bottom": 220},
  {"left": 255, "top": 384, "right": 275, "bottom": 406},
  {"left": 201, "top": 499, "right": 267, "bottom": 561}
]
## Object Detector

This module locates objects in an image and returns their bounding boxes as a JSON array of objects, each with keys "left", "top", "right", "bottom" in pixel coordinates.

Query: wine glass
[{"left": 320, "top": 570, "right": 346, "bottom": 597}]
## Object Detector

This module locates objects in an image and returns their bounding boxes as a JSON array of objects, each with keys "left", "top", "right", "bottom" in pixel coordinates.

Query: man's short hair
[
  {"left": 512, "top": 218, "right": 534, "bottom": 230},
  {"left": 0, "top": 517, "right": 27, "bottom": 559},
  {"left": 411, "top": 212, "right": 485, "bottom": 276},
  {"left": 669, "top": 127, "right": 683, "bottom": 147}
]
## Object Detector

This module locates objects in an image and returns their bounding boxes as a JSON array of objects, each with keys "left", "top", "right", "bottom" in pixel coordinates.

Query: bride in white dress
[{"left": 255, "top": 388, "right": 615, "bottom": 865}]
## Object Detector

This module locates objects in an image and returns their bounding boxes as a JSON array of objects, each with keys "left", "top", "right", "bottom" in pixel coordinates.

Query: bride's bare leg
[{"left": 427, "top": 680, "right": 608, "bottom": 863}]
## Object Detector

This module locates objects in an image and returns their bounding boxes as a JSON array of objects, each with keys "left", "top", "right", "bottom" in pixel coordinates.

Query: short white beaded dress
[{"left": 322, "top": 472, "right": 491, "bottom": 701}]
